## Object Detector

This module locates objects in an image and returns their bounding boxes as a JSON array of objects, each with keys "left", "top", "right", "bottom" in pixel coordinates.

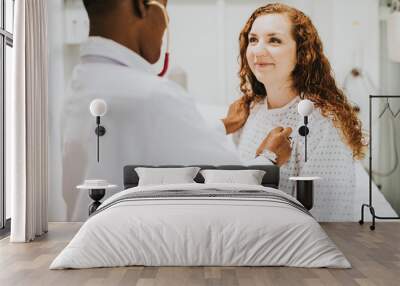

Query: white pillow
[
  {"left": 200, "top": 169, "right": 266, "bottom": 185},
  {"left": 135, "top": 167, "right": 200, "bottom": 186}
]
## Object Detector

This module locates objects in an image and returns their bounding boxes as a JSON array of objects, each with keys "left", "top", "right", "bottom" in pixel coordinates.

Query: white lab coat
[{"left": 61, "top": 36, "right": 240, "bottom": 221}]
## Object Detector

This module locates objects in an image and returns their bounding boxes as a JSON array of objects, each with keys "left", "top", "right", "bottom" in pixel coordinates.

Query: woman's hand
[
  {"left": 222, "top": 99, "right": 250, "bottom": 134},
  {"left": 256, "top": 127, "right": 293, "bottom": 167}
]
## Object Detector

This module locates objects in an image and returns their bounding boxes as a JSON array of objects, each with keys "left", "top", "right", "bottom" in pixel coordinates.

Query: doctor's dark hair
[
  {"left": 82, "top": 0, "right": 144, "bottom": 18},
  {"left": 237, "top": 3, "right": 366, "bottom": 160}
]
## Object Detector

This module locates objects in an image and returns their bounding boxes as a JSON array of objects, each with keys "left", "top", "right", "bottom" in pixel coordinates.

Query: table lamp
[{"left": 298, "top": 99, "right": 314, "bottom": 162}]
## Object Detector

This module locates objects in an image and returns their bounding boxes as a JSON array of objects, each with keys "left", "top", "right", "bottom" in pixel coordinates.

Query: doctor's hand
[
  {"left": 221, "top": 98, "right": 250, "bottom": 134},
  {"left": 256, "top": 127, "right": 293, "bottom": 167}
]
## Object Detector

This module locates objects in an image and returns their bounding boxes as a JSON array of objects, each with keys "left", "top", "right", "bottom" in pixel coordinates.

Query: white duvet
[{"left": 50, "top": 183, "right": 350, "bottom": 269}]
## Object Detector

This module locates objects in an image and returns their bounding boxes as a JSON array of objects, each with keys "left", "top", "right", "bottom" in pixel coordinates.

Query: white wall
[
  {"left": 48, "top": 0, "right": 382, "bottom": 221},
  {"left": 48, "top": 0, "right": 65, "bottom": 221},
  {"left": 166, "top": 0, "right": 380, "bottom": 106}
]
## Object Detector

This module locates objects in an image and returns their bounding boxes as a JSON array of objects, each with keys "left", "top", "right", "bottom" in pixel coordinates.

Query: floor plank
[{"left": 0, "top": 222, "right": 399, "bottom": 286}]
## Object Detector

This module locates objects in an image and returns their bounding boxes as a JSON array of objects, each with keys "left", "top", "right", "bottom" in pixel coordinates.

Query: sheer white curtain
[{"left": 8, "top": 0, "right": 48, "bottom": 242}]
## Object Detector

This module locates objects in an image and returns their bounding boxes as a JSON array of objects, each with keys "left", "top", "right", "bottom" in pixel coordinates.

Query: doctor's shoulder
[
  {"left": 147, "top": 76, "right": 192, "bottom": 102},
  {"left": 70, "top": 63, "right": 155, "bottom": 96}
]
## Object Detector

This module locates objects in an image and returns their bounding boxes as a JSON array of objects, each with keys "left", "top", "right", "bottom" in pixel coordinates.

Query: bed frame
[{"left": 123, "top": 165, "right": 280, "bottom": 189}]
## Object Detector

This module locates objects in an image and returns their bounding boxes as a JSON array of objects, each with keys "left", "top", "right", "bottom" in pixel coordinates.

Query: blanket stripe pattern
[{"left": 90, "top": 189, "right": 312, "bottom": 218}]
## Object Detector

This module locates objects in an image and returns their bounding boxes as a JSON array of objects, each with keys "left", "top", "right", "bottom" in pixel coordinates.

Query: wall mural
[{"left": 48, "top": 0, "right": 400, "bottom": 222}]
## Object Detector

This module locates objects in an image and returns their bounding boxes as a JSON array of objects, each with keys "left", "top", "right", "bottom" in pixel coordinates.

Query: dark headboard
[{"left": 123, "top": 165, "right": 280, "bottom": 189}]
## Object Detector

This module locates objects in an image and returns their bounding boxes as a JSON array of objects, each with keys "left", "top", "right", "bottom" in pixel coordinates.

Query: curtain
[{"left": 8, "top": 0, "right": 48, "bottom": 242}]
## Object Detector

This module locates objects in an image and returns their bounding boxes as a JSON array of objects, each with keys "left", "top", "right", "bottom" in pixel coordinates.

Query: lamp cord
[
  {"left": 97, "top": 123, "right": 100, "bottom": 162},
  {"left": 304, "top": 116, "right": 308, "bottom": 162}
]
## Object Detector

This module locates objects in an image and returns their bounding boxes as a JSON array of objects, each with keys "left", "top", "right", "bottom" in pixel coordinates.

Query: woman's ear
[{"left": 132, "top": 0, "right": 148, "bottom": 18}]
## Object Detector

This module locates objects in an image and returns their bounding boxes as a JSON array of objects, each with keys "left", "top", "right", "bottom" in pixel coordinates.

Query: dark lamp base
[
  {"left": 88, "top": 189, "right": 105, "bottom": 215},
  {"left": 296, "top": 180, "right": 314, "bottom": 210}
]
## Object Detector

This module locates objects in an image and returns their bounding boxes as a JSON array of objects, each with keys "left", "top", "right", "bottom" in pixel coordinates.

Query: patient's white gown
[{"left": 231, "top": 96, "right": 356, "bottom": 221}]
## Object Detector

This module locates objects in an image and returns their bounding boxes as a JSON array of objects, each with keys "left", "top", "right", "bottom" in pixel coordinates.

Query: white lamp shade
[
  {"left": 89, "top": 99, "right": 107, "bottom": 117},
  {"left": 298, "top": 99, "right": 314, "bottom": 116}
]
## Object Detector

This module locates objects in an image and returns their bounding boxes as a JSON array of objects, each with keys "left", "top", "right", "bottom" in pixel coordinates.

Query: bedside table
[
  {"left": 289, "top": 177, "right": 321, "bottom": 210},
  {"left": 77, "top": 181, "right": 118, "bottom": 215}
]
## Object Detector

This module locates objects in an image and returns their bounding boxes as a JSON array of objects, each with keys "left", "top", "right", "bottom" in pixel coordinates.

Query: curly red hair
[{"left": 238, "top": 3, "right": 366, "bottom": 159}]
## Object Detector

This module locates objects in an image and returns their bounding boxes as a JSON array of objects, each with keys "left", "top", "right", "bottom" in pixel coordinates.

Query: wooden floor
[{"left": 0, "top": 222, "right": 399, "bottom": 286}]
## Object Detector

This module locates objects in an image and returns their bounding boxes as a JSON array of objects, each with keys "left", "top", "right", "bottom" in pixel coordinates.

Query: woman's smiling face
[{"left": 246, "top": 13, "right": 297, "bottom": 86}]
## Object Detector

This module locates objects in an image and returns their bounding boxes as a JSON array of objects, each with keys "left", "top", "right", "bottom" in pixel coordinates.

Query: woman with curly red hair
[{"left": 222, "top": 3, "right": 366, "bottom": 221}]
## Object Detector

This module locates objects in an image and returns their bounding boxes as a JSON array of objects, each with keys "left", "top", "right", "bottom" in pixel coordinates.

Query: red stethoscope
[{"left": 147, "top": 1, "right": 170, "bottom": 77}]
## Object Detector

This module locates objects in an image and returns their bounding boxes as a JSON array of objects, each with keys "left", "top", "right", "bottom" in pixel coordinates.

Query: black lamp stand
[
  {"left": 94, "top": 116, "right": 106, "bottom": 162},
  {"left": 298, "top": 116, "right": 310, "bottom": 162}
]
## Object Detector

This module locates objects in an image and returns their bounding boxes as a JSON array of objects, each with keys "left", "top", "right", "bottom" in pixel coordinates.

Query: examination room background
[{"left": 45, "top": 0, "right": 400, "bottom": 222}]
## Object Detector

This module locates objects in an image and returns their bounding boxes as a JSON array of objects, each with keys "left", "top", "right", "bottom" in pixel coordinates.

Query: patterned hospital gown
[{"left": 232, "top": 96, "right": 355, "bottom": 221}]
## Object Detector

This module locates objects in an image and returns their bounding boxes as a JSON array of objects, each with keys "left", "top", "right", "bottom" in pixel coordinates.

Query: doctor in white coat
[{"left": 61, "top": 0, "right": 290, "bottom": 220}]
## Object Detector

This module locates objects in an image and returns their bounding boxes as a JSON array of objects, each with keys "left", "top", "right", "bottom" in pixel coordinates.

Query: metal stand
[
  {"left": 359, "top": 95, "right": 400, "bottom": 230},
  {"left": 88, "top": 189, "right": 105, "bottom": 215}
]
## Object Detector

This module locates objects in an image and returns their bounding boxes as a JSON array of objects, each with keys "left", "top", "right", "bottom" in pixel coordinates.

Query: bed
[{"left": 50, "top": 165, "right": 350, "bottom": 269}]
